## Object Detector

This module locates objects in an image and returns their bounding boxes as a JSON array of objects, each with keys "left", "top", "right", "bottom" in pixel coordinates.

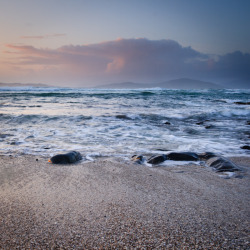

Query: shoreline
[{"left": 0, "top": 155, "right": 249, "bottom": 248}]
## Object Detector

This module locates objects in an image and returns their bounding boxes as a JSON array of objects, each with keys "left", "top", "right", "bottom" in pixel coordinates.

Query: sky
[{"left": 0, "top": 0, "right": 250, "bottom": 88}]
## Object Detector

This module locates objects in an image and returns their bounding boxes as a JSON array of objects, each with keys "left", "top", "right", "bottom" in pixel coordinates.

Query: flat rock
[
  {"left": 115, "top": 115, "right": 131, "bottom": 120},
  {"left": 166, "top": 152, "right": 199, "bottom": 161},
  {"left": 205, "top": 156, "right": 240, "bottom": 172},
  {"left": 234, "top": 101, "right": 250, "bottom": 105}
]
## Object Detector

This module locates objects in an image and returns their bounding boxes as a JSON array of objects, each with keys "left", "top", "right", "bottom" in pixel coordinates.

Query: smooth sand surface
[{"left": 0, "top": 155, "right": 249, "bottom": 248}]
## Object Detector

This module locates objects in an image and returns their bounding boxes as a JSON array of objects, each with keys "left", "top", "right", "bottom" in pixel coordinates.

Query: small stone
[
  {"left": 164, "top": 121, "right": 171, "bottom": 125},
  {"left": 205, "top": 125, "right": 215, "bottom": 129},
  {"left": 131, "top": 155, "right": 144, "bottom": 164},
  {"left": 196, "top": 121, "right": 204, "bottom": 125}
]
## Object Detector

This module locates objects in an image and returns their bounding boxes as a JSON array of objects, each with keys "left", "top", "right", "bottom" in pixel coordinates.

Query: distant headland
[
  {"left": 0, "top": 82, "right": 52, "bottom": 88},
  {"left": 95, "top": 78, "right": 222, "bottom": 89},
  {"left": 1, "top": 78, "right": 246, "bottom": 89}
]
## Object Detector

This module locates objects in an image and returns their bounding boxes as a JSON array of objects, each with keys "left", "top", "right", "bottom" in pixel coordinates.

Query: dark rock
[
  {"left": 164, "top": 121, "right": 171, "bottom": 125},
  {"left": 196, "top": 119, "right": 210, "bottom": 125},
  {"left": 166, "top": 152, "right": 199, "bottom": 161},
  {"left": 147, "top": 154, "right": 167, "bottom": 164},
  {"left": 115, "top": 115, "right": 131, "bottom": 120},
  {"left": 205, "top": 125, "right": 215, "bottom": 129},
  {"left": 241, "top": 145, "right": 250, "bottom": 150},
  {"left": 247, "top": 121, "right": 250, "bottom": 125},
  {"left": 10, "top": 141, "right": 21, "bottom": 145},
  {"left": 131, "top": 155, "right": 144, "bottom": 164},
  {"left": 198, "top": 152, "right": 218, "bottom": 160},
  {"left": 196, "top": 121, "right": 204, "bottom": 125},
  {"left": 234, "top": 101, "right": 250, "bottom": 105},
  {"left": 49, "top": 151, "right": 82, "bottom": 164},
  {"left": 206, "top": 157, "right": 240, "bottom": 172}
]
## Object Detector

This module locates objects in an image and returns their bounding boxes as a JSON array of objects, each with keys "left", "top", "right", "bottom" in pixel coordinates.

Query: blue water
[{"left": 0, "top": 87, "right": 249, "bottom": 159}]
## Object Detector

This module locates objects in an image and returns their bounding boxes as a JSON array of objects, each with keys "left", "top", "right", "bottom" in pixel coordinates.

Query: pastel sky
[{"left": 1, "top": 0, "right": 250, "bottom": 87}]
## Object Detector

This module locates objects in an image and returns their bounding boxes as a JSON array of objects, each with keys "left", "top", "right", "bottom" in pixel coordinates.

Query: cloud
[
  {"left": 210, "top": 51, "right": 250, "bottom": 82},
  {"left": 20, "top": 34, "right": 66, "bottom": 39},
  {"left": 2, "top": 38, "right": 250, "bottom": 87}
]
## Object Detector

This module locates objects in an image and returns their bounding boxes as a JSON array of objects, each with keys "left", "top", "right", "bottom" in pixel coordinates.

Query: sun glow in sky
[{"left": 0, "top": 0, "right": 250, "bottom": 87}]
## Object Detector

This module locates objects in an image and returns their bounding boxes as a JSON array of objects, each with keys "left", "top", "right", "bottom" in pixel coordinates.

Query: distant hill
[
  {"left": 0, "top": 82, "right": 52, "bottom": 88},
  {"left": 158, "top": 78, "right": 221, "bottom": 89},
  {"left": 96, "top": 78, "right": 222, "bottom": 89}
]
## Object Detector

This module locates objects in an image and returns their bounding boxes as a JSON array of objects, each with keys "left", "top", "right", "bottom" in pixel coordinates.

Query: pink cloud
[
  {"left": 2, "top": 38, "right": 250, "bottom": 87},
  {"left": 20, "top": 34, "right": 67, "bottom": 39}
]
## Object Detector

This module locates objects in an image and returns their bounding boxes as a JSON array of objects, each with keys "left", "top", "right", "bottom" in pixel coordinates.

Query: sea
[{"left": 0, "top": 87, "right": 249, "bottom": 161}]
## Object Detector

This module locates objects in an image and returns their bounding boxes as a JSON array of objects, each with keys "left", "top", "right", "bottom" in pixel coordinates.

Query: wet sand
[{"left": 0, "top": 155, "right": 249, "bottom": 248}]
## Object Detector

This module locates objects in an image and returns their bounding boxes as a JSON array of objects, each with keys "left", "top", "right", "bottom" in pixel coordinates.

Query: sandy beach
[{"left": 0, "top": 155, "right": 249, "bottom": 249}]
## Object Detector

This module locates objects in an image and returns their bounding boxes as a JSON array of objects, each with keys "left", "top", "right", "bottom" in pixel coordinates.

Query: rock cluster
[{"left": 131, "top": 152, "right": 241, "bottom": 172}]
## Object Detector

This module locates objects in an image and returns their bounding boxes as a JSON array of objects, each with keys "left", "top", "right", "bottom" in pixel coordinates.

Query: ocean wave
[
  {"left": 0, "top": 88, "right": 249, "bottom": 157},
  {"left": 0, "top": 114, "right": 93, "bottom": 124}
]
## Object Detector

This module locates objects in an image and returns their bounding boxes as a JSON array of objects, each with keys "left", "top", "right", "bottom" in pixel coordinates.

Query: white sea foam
[
  {"left": 0, "top": 88, "right": 249, "bottom": 159},
  {"left": 218, "top": 172, "right": 236, "bottom": 179},
  {"left": 157, "top": 160, "right": 201, "bottom": 167}
]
